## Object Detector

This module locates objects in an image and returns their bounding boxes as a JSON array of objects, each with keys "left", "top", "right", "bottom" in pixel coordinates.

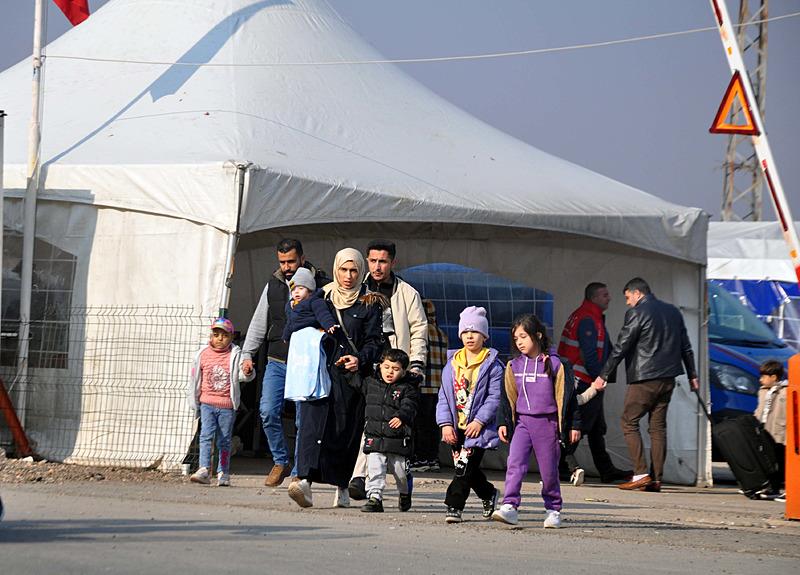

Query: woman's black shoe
[{"left": 348, "top": 476, "right": 367, "bottom": 500}]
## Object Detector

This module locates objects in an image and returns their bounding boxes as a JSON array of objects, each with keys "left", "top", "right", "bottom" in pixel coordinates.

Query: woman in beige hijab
[{"left": 289, "top": 248, "right": 384, "bottom": 509}]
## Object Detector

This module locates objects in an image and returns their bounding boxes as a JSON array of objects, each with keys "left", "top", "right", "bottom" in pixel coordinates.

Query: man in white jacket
[{"left": 348, "top": 240, "right": 428, "bottom": 500}]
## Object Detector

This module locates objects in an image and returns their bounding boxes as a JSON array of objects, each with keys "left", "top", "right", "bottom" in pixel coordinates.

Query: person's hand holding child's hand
[{"left": 592, "top": 378, "right": 606, "bottom": 391}]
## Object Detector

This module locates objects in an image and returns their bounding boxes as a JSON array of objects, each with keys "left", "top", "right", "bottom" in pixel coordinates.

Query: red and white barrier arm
[{"left": 710, "top": 0, "right": 800, "bottom": 285}]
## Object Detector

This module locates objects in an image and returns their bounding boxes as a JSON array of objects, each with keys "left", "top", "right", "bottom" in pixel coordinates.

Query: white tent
[
  {"left": 708, "top": 221, "right": 796, "bottom": 282},
  {"left": 0, "top": 0, "right": 709, "bottom": 483}
]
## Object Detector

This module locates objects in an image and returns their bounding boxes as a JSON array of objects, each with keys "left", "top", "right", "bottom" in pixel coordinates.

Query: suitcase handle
[{"left": 693, "top": 388, "right": 713, "bottom": 423}]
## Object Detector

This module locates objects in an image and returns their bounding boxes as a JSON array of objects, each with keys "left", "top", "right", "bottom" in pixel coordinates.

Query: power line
[{"left": 44, "top": 11, "right": 800, "bottom": 68}]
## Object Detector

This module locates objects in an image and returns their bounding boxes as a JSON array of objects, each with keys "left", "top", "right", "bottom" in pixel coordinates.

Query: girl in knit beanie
[{"left": 435, "top": 306, "right": 503, "bottom": 524}]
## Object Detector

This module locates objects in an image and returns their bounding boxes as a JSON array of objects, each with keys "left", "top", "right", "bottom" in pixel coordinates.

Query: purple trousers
[{"left": 503, "top": 413, "right": 562, "bottom": 511}]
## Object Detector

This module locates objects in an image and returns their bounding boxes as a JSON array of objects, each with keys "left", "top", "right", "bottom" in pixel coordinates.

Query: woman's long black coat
[{"left": 296, "top": 290, "right": 383, "bottom": 488}]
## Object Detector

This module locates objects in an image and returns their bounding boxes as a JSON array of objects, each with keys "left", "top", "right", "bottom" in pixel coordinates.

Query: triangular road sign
[{"left": 710, "top": 70, "right": 760, "bottom": 135}]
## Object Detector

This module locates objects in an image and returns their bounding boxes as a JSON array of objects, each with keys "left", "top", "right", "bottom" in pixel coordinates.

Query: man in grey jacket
[
  {"left": 348, "top": 240, "right": 428, "bottom": 500},
  {"left": 241, "top": 239, "right": 329, "bottom": 487},
  {"left": 593, "top": 277, "right": 699, "bottom": 492}
]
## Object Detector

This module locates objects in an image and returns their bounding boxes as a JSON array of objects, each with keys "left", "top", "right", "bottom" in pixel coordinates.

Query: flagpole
[{"left": 16, "top": 0, "right": 46, "bottom": 425}]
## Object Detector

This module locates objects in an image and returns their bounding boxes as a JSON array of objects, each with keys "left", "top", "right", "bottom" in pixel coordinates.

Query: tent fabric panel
[
  {"left": 243, "top": 168, "right": 708, "bottom": 263},
  {"left": 2, "top": 162, "right": 240, "bottom": 231},
  {"left": 708, "top": 221, "right": 796, "bottom": 282},
  {"left": 2, "top": 199, "right": 228, "bottom": 468}
]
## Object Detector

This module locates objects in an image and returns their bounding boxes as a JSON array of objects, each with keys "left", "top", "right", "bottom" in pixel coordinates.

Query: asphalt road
[{"left": 1, "top": 466, "right": 797, "bottom": 575}]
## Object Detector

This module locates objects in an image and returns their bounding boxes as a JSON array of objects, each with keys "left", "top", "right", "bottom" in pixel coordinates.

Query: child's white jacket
[{"left": 188, "top": 344, "right": 255, "bottom": 411}]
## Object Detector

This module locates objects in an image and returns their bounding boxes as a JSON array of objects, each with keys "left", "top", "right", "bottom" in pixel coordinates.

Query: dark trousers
[
  {"left": 560, "top": 388, "right": 615, "bottom": 477},
  {"left": 771, "top": 442, "right": 786, "bottom": 491},
  {"left": 621, "top": 378, "right": 675, "bottom": 482},
  {"left": 562, "top": 426, "right": 615, "bottom": 477},
  {"left": 412, "top": 394, "right": 440, "bottom": 463},
  {"left": 444, "top": 439, "right": 495, "bottom": 510}
]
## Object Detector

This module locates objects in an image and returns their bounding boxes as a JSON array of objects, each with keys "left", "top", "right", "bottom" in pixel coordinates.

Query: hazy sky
[{"left": 2, "top": 0, "right": 798, "bottom": 221}]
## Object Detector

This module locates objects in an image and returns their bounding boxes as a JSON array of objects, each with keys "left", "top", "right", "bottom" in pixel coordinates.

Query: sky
[{"left": 1, "top": 0, "right": 798, "bottom": 221}]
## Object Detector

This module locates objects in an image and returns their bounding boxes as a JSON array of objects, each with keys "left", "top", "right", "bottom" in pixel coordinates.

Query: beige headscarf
[{"left": 323, "top": 248, "right": 366, "bottom": 310}]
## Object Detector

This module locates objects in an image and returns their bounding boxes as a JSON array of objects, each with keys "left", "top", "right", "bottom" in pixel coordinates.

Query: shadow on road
[{"left": 0, "top": 518, "right": 361, "bottom": 544}]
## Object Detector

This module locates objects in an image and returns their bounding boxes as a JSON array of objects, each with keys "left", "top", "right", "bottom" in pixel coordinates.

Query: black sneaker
[
  {"left": 399, "top": 493, "right": 412, "bottom": 512},
  {"left": 445, "top": 506, "right": 462, "bottom": 523},
  {"left": 757, "top": 488, "right": 781, "bottom": 500},
  {"left": 361, "top": 497, "right": 384, "bottom": 513},
  {"left": 482, "top": 488, "right": 498, "bottom": 518},
  {"left": 348, "top": 477, "right": 367, "bottom": 501}
]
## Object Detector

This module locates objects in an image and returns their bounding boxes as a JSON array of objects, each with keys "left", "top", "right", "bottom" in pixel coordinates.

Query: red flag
[{"left": 53, "top": 0, "right": 90, "bottom": 26}]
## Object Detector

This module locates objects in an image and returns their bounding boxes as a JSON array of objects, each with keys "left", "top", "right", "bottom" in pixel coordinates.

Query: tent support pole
[
  {"left": 218, "top": 162, "right": 251, "bottom": 318},
  {"left": 696, "top": 265, "right": 712, "bottom": 487},
  {"left": 16, "top": 0, "right": 46, "bottom": 428},
  {"left": 1, "top": 110, "right": 6, "bottom": 350}
]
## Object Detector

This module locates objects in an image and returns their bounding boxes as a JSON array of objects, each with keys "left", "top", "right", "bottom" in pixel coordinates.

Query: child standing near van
[
  {"left": 436, "top": 306, "right": 503, "bottom": 524},
  {"left": 755, "top": 359, "right": 788, "bottom": 499},
  {"left": 188, "top": 318, "right": 254, "bottom": 486},
  {"left": 492, "top": 314, "right": 581, "bottom": 528}
]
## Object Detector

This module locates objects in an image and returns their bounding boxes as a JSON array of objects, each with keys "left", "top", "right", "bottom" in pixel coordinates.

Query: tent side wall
[
  {"left": 230, "top": 222, "right": 709, "bottom": 485},
  {"left": 1, "top": 197, "right": 229, "bottom": 469}
]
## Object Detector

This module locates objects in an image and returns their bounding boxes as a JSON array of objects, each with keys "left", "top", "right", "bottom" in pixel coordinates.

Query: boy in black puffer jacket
[{"left": 358, "top": 348, "right": 420, "bottom": 513}]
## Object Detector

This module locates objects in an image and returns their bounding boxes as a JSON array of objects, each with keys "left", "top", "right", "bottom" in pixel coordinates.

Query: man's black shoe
[{"left": 399, "top": 493, "right": 412, "bottom": 512}]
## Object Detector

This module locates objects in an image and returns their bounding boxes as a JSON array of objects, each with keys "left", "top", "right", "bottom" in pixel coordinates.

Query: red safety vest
[{"left": 557, "top": 300, "right": 606, "bottom": 384}]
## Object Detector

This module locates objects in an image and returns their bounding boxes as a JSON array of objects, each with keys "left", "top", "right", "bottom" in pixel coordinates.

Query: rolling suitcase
[
  {"left": 713, "top": 415, "right": 778, "bottom": 497},
  {"left": 694, "top": 390, "right": 778, "bottom": 498}
]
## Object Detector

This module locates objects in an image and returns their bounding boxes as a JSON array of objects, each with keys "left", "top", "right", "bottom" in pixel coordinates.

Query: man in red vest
[{"left": 558, "top": 283, "right": 632, "bottom": 485}]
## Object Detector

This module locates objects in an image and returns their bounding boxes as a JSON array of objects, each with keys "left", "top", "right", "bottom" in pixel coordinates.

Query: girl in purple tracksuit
[{"left": 493, "top": 313, "right": 580, "bottom": 529}]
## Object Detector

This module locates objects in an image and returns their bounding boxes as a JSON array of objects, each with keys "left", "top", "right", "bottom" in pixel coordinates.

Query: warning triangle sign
[{"left": 710, "top": 71, "right": 760, "bottom": 135}]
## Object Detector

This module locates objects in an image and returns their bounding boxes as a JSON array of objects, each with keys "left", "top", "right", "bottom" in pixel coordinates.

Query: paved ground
[{"left": 0, "top": 460, "right": 797, "bottom": 574}]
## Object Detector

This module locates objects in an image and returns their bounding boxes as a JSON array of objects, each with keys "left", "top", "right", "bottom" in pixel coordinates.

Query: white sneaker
[
  {"left": 570, "top": 468, "right": 585, "bottom": 486},
  {"left": 217, "top": 472, "right": 230, "bottom": 487},
  {"left": 544, "top": 509, "right": 561, "bottom": 529},
  {"left": 288, "top": 479, "right": 314, "bottom": 508},
  {"left": 491, "top": 503, "right": 519, "bottom": 525},
  {"left": 333, "top": 487, "right": 350, "bottom": 508},
  {"left": 190, "top": 467, "right": 210, "bottom": 485}
]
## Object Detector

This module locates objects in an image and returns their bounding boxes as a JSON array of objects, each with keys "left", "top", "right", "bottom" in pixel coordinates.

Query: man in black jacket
[
  {"left": 593, "top": 277, "right": 699, "bottom": 492},
  {"left": 241, "top": 239, "right": 329, "bottom": 487}
]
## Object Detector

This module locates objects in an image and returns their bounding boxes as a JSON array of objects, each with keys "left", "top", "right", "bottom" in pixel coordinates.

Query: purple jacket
[{"left": 436, "top": 348, "right": 503, "bottom": 450}]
